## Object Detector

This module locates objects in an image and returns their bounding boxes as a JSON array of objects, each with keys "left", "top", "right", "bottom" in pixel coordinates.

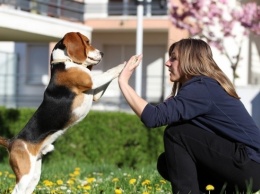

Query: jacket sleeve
[{"left": 140, "top": 80, "right": 212, "bottom": 128}]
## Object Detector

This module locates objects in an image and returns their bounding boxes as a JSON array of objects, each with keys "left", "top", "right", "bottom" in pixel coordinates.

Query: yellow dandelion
[
  {"left": 86, "top": 177, "right": 96, "bottom": 184},
  {"left": 67, "top": 179, "right": 74, "bottom": 185},
  {"left": 73, "top": 170, "right": 80, "bottom": 176},
  {"left": 142, "top": 179, "right": 151, "bottom": 186},
  {"left": 74, "top": 171, "right": 80, "bottom": 176},
  {"left": 43, "top": 180, "right": 54, "bottom": 187},
  {"left": 143, "top": 192, "right": 149, "bottom": 194},
  {"left": 206, "top": 184, "right": 215, "bottom": 194},
  {"left": 0, "top": 171, "right": 2, "bottom": 176},
  {"left": 112, "top": 178, "right": 119, "bottom": 182},
  {"left": 156, "top": 187, "right": 162, "bottom": 191},
  {"left": 129, "top": 178, "right": 136, "bottom": 185},
  {"left": 160, "top": 179, "right": 167, "bottom": 184},
  {"left": 8, "top": 174, "right": 15, "bottom": 179},
  {"left": 114, "top": 188, "right": 122, "bottom": 194},
  {"left": 50, "top": 190, "right": 55, "bottom": 194},
  {"left": 83, "top": 185, "right": 91, "bottom": 190},
  {"left": 75, "top": 167, "right": 80, "bottom": 171},
  {"left": 56, "top": 179, "right": 63, "bottom": 185},
  {"left": 77, "top": 185, "right": 83, "bottom": 189}
]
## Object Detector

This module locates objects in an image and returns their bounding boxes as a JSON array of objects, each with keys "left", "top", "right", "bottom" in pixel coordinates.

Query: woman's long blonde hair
[{"left": 169, "top": 38, "right": 239, "bottom": 99}]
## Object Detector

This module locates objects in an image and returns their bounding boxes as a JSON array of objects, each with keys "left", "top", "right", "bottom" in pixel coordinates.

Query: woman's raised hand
[{"left": 119, "top": 54, "right": 143, "bottom": 84}]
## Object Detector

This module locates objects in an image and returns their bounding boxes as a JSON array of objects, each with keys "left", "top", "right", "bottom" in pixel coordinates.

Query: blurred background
[{"left": 0, "top": 0, "right": 259, "bottom": 127}]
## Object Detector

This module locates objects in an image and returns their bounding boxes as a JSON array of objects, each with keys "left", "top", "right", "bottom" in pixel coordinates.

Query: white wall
[
  {"left": 0, "top": 42, "right": 15, "bottom": 52},
  {"left": 0, "top": 42, "right": 17, "bottom": 107},
  {"left": 237, "top": 86, "right": 260, "bottom": 128}
]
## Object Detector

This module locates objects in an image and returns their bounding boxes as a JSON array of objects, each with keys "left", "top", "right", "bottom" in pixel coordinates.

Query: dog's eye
[{"left": 86, "top": 40, "right": 90, "bottom": 44}]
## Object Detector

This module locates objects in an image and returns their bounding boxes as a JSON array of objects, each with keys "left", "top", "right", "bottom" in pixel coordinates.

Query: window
[{"left": 26, "top": 44, "right": 49, "bottom": 85}]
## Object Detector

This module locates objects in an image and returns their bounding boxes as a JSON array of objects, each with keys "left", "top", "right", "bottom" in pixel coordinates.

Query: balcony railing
[
  {"left": 107, "top": 0, "right": 167, "bottom": 16},
  {"left": 0, "top": 0, "right": 85, "bottom": 22},
  {"left": 0, "top": 0, "right": 168, "bottom": 23}
]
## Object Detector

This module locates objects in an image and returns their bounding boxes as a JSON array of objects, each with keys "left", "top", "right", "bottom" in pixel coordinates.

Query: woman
[{"left": 118, "top": 38, "right": 260, "bottom": 193}]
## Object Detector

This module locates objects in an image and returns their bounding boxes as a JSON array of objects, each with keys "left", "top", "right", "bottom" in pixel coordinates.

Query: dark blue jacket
[{"left": 141, "top": 76, "right": 260, "bottom": 163}]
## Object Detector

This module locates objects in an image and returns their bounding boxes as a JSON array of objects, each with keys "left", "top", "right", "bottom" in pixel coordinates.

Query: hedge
[{"left": 0, "top": 107, "right": 165, "bottom": 169}]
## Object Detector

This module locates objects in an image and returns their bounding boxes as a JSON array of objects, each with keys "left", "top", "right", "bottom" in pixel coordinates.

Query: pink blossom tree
[{"left": 169, "top": 0, "right": 260, "bottom": 84}]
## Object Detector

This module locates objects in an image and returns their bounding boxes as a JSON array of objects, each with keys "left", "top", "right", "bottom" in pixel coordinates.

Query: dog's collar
[
  {"left": 51, "top": 59, "right": 88, "bottom": 68},
  {"left": 51, "top": 59, "right": 72, "bottom": 65}
]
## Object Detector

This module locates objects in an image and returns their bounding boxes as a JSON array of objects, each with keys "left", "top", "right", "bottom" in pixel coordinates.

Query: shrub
[{"left": 0, "top": 107, "right": 165, "bottom": 168}]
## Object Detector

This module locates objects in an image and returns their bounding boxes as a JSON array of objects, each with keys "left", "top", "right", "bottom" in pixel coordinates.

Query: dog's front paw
[
  {"left": 114, "top": 63, "right": 126, "bottom": 76},
  {"left": 117, "top": 63, "right": 126, "bottom": 70},
  {"left": 41, "top": 144, "right": 54, "bottom": 155},
  {"left": 106, "top": 63, "right": 126, "bottom": 78}
]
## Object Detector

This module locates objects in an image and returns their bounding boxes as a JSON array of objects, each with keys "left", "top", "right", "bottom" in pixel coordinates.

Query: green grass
[
  {"left": 0, "top": 159, "right": 172, "bottom": 194},
  {"left": 0, "top": 159, "right": 259, "bottom": 194}
]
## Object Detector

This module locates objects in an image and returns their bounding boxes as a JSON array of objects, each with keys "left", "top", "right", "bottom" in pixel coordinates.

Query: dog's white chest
[{"left": 72, "top": 93, "right": 94, "bottom": 124}]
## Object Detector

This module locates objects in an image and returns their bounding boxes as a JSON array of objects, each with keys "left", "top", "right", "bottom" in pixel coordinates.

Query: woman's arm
[{"left": 118, "top": 55, "right": 148, "bottom": 117}]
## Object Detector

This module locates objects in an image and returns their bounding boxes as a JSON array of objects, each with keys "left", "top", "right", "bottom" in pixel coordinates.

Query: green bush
[{"left": 0, "top": 107, "right": 165, "bottom": 168}]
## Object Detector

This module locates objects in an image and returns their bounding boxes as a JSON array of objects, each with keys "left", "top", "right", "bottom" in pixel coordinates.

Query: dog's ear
[{"left": 63, "top": 32, "right": 89, "bottom": 64}]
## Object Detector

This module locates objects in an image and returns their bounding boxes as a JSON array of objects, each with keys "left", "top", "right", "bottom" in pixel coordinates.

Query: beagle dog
[{"left": 0, "top": 32, "right": 125, "bottom": 194}]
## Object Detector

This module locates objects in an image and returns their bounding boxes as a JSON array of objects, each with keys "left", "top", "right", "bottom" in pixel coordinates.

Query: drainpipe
[
  {"left": 146, "top": 0, "right": 152, "bottom": 17},
  {"left": 135, "top": 0, "right": 143, "bottom": 97}
]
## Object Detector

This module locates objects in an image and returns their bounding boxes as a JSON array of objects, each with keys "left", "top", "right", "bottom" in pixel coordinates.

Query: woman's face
[{"left": 165, "top": 50, "right": 182, "bottom": 82}]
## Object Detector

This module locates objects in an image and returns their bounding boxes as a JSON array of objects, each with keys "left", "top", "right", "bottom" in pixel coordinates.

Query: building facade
[{"left": 0, "top": 0, "right": 259, "bottom": 126}]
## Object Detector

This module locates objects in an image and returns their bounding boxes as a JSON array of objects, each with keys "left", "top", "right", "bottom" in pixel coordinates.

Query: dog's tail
[{"left": 0, "top": 136, "right": 9, "bottom": 148}]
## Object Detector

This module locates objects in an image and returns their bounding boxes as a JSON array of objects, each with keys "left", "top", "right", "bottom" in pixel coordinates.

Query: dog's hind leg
[
  {"left": 9, "top": 141, "right": 35, "bottom": 194},
  {"left": 10, "top": 154, "right": 32, "bottom": 194},
  {"left": 12, "top": 173, "right": 35, "bottom": 194},
  {"left": 25, "top": 158, "right": 42, "bottom": 194}
]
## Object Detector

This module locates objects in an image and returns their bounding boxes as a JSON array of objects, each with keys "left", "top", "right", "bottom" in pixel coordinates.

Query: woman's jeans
[{"left": 157, "top": 122, "right": 260, "bottom": 193}]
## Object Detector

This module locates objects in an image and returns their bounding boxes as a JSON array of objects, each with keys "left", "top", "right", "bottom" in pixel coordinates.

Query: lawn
[
  {"left": 0, "top": 159, "right": 259, "bottom": 194},
  {"left": 0, "top": 159, "right": 172, "bottom": 194}
]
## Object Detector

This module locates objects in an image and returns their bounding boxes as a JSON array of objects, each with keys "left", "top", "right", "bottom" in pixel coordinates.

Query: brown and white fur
[{"left": 0, "top": 32, "right": 124, "bottom": 194}]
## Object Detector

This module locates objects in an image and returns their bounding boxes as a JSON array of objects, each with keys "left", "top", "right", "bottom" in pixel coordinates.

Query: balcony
[
  {"left": 108, "top": 0, "right": 167, "bottom": 16},
  {"left": 0, "top": 0, "right": 85, "bottom": 22},
  {"left": 0, "top": 0, "right": 91, "bottom": 42},
  {"left": 1, "top": 0, "right": 167, "bottom": 22}
]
